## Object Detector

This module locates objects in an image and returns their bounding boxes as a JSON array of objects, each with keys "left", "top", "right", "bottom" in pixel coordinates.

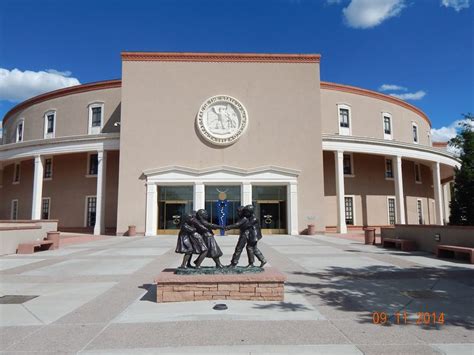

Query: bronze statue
[
  {"left": 225, "top": 205, "right": 267, "bottom": 268},
  {"left": 175, "top": 212, "right": 208, "bottom": 269},
  {"left": 195, "top": 209, "right": 224, "bottom": 268}
]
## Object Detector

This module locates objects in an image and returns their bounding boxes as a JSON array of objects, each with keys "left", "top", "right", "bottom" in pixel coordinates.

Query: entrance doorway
[
  {"left": 252, "top": 186, "right": 287, "bottom": 234},
  {"left": 157, "top": 186, "right": 193, "bottom": 234}
]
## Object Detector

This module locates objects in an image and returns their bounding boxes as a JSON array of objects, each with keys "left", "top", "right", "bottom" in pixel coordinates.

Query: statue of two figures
[{"left": 175, "top": 205, "right": 267, "bottom": 269}]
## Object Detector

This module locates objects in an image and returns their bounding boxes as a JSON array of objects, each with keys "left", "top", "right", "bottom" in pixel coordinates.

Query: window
[
  {"left": 337, "top": 104, "right": 351, "bottom": 135},
  {"left": 417, "top": 199, "right": 423, "bottom": 224},
  {"left": 88, "top": 103, "right": 104, "bottom": 134},
  {"left": 87, "top": 153, "right": 98, "bottom": 176},
  {"left": 387, "top": 197, "right": 396, "bottom": 225},
  {"left": 412, "top": 123, "right": 419, "bottom": 143},
  {"left": 85, "top": 196, "right": 97, "bottom": 227},
  {"left": 11, "top": 200, "right": 19, "bottom": 220},
  {"left": 385, "top": 158, "right": 394, "bottom": 179},
  {"left": 44, "top": 111, "right": 56, "bottom": 138},
  {"left": 41, "top": 198, "right": 51, "bottom": 219},
  {"left": 414, "top": 163, "right": 422, "bottom": 183},
  {"left": 43, "top": 158, "right": 53, "bottom": 180},
  {"left": 343, "top": 153, "right": 354, "bottom": 176},
  {"left": 383, "top": 113, "right": 393, "bottom": 140},
  {"left": 340, "top": 109, "right": 349, "bottom": 128},
  {"left": 13, "top": 163, "right": 20, "bottom": 184},
  {"left": 16, "top": 120, "right": 24, "bottom": 142},
  {"left": 344, "top": 196, "right": 354, "bottom": 225}
]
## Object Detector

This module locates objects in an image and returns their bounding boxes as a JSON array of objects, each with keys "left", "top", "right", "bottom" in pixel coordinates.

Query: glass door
[
  {"left": 252, "top": 186, "right": 287, "bottom": 234},
  {"left": 163, "top": 202, "right": 187, "bottom": 230},
  {"left": 158, "top": 186, "right": 193, "bottom": 234}
]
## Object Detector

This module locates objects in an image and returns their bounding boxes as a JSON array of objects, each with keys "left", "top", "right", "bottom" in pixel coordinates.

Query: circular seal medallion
[{"left": 196, "top": 95, "right": 248, "bottom": 146}]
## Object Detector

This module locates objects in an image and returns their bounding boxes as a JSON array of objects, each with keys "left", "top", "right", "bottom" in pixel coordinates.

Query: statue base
[
  {"left": 155, "top": 267, "right": 286, "bottom": 303},
  {"left": 174, "top": 266, "right": 264, "bottom": 275}
]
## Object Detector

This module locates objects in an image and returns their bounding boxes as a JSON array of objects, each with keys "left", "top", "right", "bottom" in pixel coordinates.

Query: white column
[
  {"left": 335, "top": 151, "right": 347, "bottom": 233},
  {"left": 145, "top": 183, "right": 158, "bottom": 236},
  {"left": 241, "top": 182, "right": 252, "bottom": 206},
  {"left": 432, "top": 162, "right": 444, "bottom": 225},
  {"left": 288, "top": 182, "right": 299, "bottom": 235},
  {"left": 442, "top": 182, "right": 451, "bottom": 224},
  {"left": 193, "top": 182, "right": 205, "bottom": 210},
  {"left": 94, "top": 151, "right": 107, "bottom": 235},
  {"left": 31, "top": 155, "right": 44, "bottom": 220},
  {"left": 393, "top": 156, "right": 406, "bottom": 224}
]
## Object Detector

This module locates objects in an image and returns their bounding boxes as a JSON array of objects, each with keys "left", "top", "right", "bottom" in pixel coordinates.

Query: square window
[
  {"left": 384, "top": 116, "right": 391, "bottom": 135},
  {"left": 413, "top": 124, "right": 418, "bottom": 143},
  {"left": 343, "top": 154, "right": 352, "bottom": 175},
  {"left": 41, "top": 198, "right": 50, "bottom": 219},
  {"left": 88, "top": 154, "right": 98, "bottom": 176},
  {"left": 13, "top": 163, "right": 20, "bottom": 183},
  {"left": 344, "top": 197, "right": 354, "bottom": 225},
  {"left": 339, "top": 108, "right": 350, "bottom": 128},
  {"left": 44, "top": 158, "right": 53, "bottom": 179},
  {"left": 47, "top": 114, "right": 54, "bottom": 133},
  {"left": 415, "top": 163, "right": 422, "bottom": 183},
  {"left": 385, "top": 159, "right": 393, "bottom": 178},
  {"left": 388, "top": 198, "right": 396, "bottom": 225},
  {"left": 86, "top": 196, "right": 97, "bottom": 227},
  {"left": 91, "top": 107, "right": 102, "bottom": 127}
]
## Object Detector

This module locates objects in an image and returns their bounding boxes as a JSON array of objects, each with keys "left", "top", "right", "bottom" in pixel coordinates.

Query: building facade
[{"left": 0, "top": 52, "right": 459, "bottom": 236}]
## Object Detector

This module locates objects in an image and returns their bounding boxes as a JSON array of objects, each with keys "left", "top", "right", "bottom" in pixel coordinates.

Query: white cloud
[
  {"left": 0, "top": 68, "right": 80, "bottom": 102},
  {"left": 379, "top": 84, "right": 407, "bottom": 91},
  {"left": 441, "top": 0, "right": 470, "bottom": 11},
  {"left": 343, "top": 0, "right": 406, "bottom": 29},
  {"left": 389, "top": 90, "right": 426, "bottom": 101},
  {"left": 431, "top": 118, "right": 474, "bottom": 142}
]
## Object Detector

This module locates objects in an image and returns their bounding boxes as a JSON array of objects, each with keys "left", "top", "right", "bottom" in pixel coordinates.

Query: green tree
[{"left": 449, "top": 113, "right": 474, "bottom": 225}]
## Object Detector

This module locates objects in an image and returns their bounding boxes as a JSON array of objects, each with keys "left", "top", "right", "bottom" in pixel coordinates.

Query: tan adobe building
[{"left": 0, "top": 52, "right": 459, "bottom": 236}]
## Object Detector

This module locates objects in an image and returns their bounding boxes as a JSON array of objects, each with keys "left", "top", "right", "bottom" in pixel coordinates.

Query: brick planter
[{"left": 155, "top": 267, "right": 286, "bottom": 303}]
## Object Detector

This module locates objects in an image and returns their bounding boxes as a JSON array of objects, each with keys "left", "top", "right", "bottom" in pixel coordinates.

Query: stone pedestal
[{"left": 155, "top": 267, "right": 286, "bottom": 303}]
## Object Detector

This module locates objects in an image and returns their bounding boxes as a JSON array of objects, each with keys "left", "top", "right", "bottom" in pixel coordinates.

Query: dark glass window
[
  {"left": 205, "top": 185, "right": 241, "bottom": 226},
  {"left": 91, "top": 107, "right": 102, "bottom": 127},
  {"left": 47, "top": 114, "right": 54, "bottom": 133},
  {"left": 417, "top": 200, "right": 423, "bottom": 224},
  {"left": 41, "top": 198, "right": 50, "bottom": 219},
  {"left": 44, "top": 158, "right": 53, "bottom": 179},
  {"left": 89, "top": 154, "right": 98, "bottom": 175},
  {"left": 13, "top": 163, "right": 20, "bottom": 183},
  {"left": 158, "top": 186, "right": 193, "bottom": 230},
  {"left": 343, "top": 154, "right": 352, "bottom": 175},
  {"left": 385, "top": 159, "right": 393, "bottom": 178},
  {"left": 17, "top": 122, "right": 23, "bottom": 142},
  {"left": 413, "top": 124, "right": 418, "bottom": 142},
  {"left": 384, "top": 116, "right": 391, "bottom": 135},
  {"left": 339, "top": 108, "right": 349, "bottom": 128},
  {"left": 344, "top": 197, "right": 354, "bottom": 225},
  {"left": 388, "top": 198, "right": 396, "bottom": 225},
  {"left": 415, "top": 163, "right": 421, "bottom": 182},
  {"left": 86, "top": 197, "right": 97, "bottom": 227},
  {"left": 11, "top": 200, "right": 18, "bottom": 220}
]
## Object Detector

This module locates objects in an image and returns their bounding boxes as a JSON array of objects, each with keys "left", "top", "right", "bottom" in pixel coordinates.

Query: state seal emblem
[{"left": 196, "top": 95, "right": 248, "bottom": 146}]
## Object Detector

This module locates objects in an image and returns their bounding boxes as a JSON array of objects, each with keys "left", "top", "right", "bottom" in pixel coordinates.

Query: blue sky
[{"left": 0, "top": 0, "right": 472, "bottom": 140}]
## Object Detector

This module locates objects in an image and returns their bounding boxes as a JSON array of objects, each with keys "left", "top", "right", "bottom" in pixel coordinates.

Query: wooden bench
[
  {"left": 382, "top": 238, "right": 417, "bottom": 252},
  {"left": 17, "top": 240, "right": 54, "bottom": 254},
  {"left": 436, "top": 245, "right": 474, "bottom": 264}
]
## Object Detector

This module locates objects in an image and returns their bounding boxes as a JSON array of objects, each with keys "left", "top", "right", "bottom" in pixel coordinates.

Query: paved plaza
[{"left": 0, "top": 234, "right": 473, "bottom": 354}]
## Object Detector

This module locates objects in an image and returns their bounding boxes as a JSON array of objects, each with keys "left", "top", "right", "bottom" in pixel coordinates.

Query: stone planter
[
  {"left": 307, "top": 224, "right": 316, "bottom": 235},
  {"left": 364, "top": 228, "right": 376, "bottom": 245},
  {"left": 46, "top": 231, "right": 60, "bottom": 249},
  {"left": 127, "top": 225, "right": 136, "bottom": 237}
]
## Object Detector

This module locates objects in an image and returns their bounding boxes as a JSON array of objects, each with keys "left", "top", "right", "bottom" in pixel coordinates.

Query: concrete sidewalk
[{"left": 0, "top": 234, "right": 473, "bottom": 354}]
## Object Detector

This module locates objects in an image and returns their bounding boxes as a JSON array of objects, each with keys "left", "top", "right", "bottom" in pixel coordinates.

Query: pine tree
[{"left": 449, "top": 114, "right": 474, "bottom": 225}]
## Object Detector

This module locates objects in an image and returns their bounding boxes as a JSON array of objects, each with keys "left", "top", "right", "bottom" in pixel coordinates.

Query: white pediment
[{"left": 144, "top": 165, "right": 300, "bottom": 184}]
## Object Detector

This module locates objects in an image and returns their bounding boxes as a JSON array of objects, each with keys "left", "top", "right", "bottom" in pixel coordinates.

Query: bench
[
  {"left": 382, "top": 238, "right": 417, "bottom": 252},
  {"left": 436, "top": 245, "right": 474, "bottom": 264},
  {"left": 17, "top": 240, "right": 54, "bottom": 254}
]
